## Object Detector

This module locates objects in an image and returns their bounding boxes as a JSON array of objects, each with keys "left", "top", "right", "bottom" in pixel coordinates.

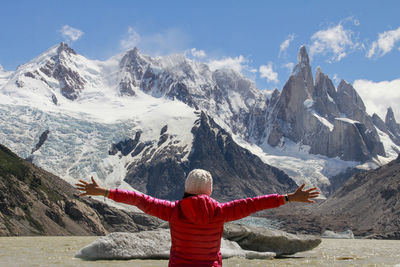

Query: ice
[{"left": 322, "top": 230, "right": 354, "bottom": 239}]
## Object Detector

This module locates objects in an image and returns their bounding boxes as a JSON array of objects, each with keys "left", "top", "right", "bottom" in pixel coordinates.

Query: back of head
[{"left": 184, "top": 169, "right": 213, "bottom": 196}]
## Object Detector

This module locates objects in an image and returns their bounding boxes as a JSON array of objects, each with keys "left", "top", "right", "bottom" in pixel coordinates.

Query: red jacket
[{"left": 108, "top": 189, "right": 285, "bottom": 267}]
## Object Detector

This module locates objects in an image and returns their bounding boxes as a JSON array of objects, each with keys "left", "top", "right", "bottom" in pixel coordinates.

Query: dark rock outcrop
[{"left": 31, "top": 130, "right": 50, "bottom": 154}]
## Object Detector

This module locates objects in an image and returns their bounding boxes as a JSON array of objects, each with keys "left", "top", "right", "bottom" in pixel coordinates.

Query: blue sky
[{"left": 1, "top": 0, "right": 399, "bottom": 118}]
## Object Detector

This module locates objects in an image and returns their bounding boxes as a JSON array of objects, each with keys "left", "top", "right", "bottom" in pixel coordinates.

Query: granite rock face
[
  {"left": 259, "top": 46, "right": 386, "bottom": 162},
  {"left": 385, "top": 107, "right": 400, "bottom": 145}
]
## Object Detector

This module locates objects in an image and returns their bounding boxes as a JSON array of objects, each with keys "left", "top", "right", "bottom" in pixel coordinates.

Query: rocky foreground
[{"left": 75, "top": 224, "right": 321, "bottom": 260}]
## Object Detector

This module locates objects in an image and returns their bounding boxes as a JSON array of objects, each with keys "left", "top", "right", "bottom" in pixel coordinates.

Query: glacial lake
[{"left": 0, "top": 236, "right": 400, "bottom": 266}]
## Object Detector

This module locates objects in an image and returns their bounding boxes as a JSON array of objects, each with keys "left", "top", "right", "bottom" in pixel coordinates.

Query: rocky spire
[
  {"left": 336, "top": 79, "right": 366, "bottom": 116},
  {"left": 297, "top": 45, "right": 310, "bottom": 66},
  {"left": 269, "top": 45, "right": 315, "bottom": 143},
  {"left": 385, "top": 107, "right": 397, "bottom": 125},
  {"left": 313, "top": 66, "right": 339, "bottom": 120},
  {"left": 385, "top": 107, "right": 400, "bottom": 140}
]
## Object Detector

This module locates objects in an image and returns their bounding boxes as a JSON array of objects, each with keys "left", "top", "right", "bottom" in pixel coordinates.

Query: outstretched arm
[
  {"left": 220, "top": 184, "right": 320, "bottom": 222},
  {"left": 75, "top": 177, "right": 176, "bottom": 221}
]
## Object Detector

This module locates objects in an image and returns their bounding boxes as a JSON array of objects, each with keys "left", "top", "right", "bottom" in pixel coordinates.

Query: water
[{"left": 0, "top": 236, "right": 400, "bottom": 267}]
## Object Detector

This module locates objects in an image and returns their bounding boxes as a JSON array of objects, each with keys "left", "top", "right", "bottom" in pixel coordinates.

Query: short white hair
[{"left": 184, "top": 169, "right": 213, "bottom": 196}]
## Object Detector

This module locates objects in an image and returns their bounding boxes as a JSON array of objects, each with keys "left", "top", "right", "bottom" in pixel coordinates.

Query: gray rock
[
  {"left": 75, "top": 229, "right": 277, "bottom": 261},
  {"left": 262, "top": 47, "right": 386, "bottom": 162},
  {"left": 386, "top": 107, "right": 400, "bottom": 143},
  {"left": 223, "top": 223, "right": 321, "bottom": 256}
]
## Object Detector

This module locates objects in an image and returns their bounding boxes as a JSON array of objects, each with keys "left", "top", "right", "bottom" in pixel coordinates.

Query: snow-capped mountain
[{"left": 0, "top": 42, "right": 399, "bottom": 199}]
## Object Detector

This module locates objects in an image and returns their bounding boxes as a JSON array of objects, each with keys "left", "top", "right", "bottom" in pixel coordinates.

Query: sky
[{"left": 0, "top": 0, "right": 399, "bottom": 120}]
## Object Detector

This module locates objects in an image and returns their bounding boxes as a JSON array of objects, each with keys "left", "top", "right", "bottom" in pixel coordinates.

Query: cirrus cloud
[
  {"left": 120, "top": 27, "right": 189, "bottom": 56},
  {"left": 367, "top": 27, "right": 400, "bottom": 58},
  {"left": 120, "top": 27, "right": 141, "bottom": 50},
  {"left": 279, "top": 34, "right": 295, "bottom": 57}
]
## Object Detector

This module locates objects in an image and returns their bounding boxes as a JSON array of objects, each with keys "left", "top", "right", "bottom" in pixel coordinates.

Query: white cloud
[
  {"left": 208, "top": 55, "right": 248, "bottom": 73},
  {"left": 309, "top": 23, "right": 356, "bottom": 62},
  {"left": 367, "top": 27, "right": 400, "bottom": 58},
  {"left": 353, "top": 79, "right": 400, "bottom": 121},
  {"left": 279, "top": 34, "right": 295, "bottom": 57},
  {"left": 120, "top": 27, "right": 141, "bottom": 50},
  {"left": 59, "top": 25, "right": 83, "bottom": 42},
  {"left": 259, "top": 62, "right": 278, "bottom": 83},
  {"left": 282, "top": 62, "right": 295, "bottom": 73},
  {"left": 189, "top": 48, "right": 206, "bottom": 58}
]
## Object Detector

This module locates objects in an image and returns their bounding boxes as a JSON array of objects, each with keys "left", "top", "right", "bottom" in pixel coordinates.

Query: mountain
[
  {"left": 0, "top": 42, "right": 399, "bottom": 199},
  {"left": 259, "top": 154, "right": 400, "bottom": 239},
  {"left": 254, "top": 46, "right": 386, "bottom": 162},
  {"left": 123, "top": 112, "right": 297, "bottom": 201},
  {"left": 314, "top": 153, "right": 400, "bottom": 239},
  {"left": 0, "top": 144, "right": 162, "bottom": 236}
]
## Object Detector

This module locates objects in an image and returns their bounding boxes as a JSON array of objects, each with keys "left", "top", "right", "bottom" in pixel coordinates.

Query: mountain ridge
[{"left": 0, "top": 42, "right": 399, "bottom": 198}]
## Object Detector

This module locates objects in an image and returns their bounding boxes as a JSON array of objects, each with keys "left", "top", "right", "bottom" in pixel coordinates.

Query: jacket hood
[{"left": 180, "top": 195, "right": 217, "bottom": 224}]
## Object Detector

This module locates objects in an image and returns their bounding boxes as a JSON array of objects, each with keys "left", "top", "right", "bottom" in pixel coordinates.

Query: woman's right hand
[{"left": 75, "top": 176, "right": 108, "bottom": 197}]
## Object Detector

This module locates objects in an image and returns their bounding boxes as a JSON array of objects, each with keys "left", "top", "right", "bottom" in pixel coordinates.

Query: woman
[{"left": 76, "top": 169, "right": 319, "bottom": 267}]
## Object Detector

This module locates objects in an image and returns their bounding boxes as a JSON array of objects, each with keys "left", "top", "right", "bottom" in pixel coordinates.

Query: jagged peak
[
  {"left": 385, "top": 106, "right": 397, "bottom": 123},
  {"left": 314, "top": 66, "right": 326, "bottom": 84},
  {"left": 297, "top": 45, "right": 310, "bottom": 66},
  {"left": 337, "top": 79, "right": 350, "bottom": 91},
  {"left": 125, "top": 47, "right": 140, "bottom": 56},
  {"left": 57, "top": 42, "right": 77, "bottom": 55},
  {"left": 315, "top": 66, "right": 322, "bottom": 77},
  {"left": 120, "top": 47, "right": 150, "bottom": 68}
]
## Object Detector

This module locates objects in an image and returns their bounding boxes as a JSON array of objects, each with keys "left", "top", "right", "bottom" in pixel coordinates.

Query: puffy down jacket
[{"left": 108, "top": 189, "right": 284, "bottom": 266}]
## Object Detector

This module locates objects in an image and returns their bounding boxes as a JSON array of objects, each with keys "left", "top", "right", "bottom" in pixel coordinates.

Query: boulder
[
  {"left": 75, "top": 230, "right": 171, "bottom": 260},
  {"left": 223, "top": 223, "right": 321, "bottom": 256},
  {"left": 75, "top": 225, "right": 321, "bottom": 260},
  {"left": 75, "top": 229, "right": 276, "bottom": 260}
]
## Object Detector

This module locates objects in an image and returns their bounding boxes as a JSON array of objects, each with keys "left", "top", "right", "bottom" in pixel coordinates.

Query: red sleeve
[
  {"left": 219, "top": 194, "right": 285, "bottom": 222},
  {"left": 108, "top": 189, "right": 176, "bottom": 221}
]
